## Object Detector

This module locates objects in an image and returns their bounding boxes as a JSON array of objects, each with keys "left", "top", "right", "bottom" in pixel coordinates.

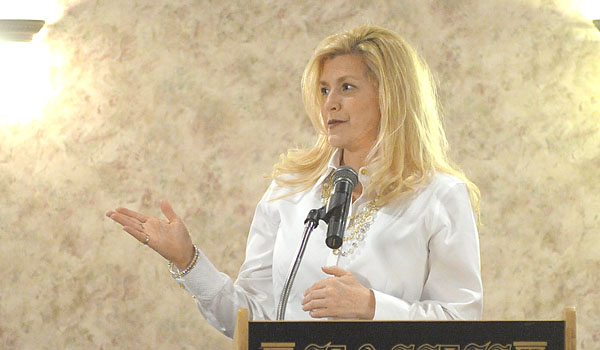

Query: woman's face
[{"left": 319, "top": 54, "right": 380, "bottom": 155}]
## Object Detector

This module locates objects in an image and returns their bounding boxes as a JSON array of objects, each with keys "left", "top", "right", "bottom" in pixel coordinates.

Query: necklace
[{"left": 321, "top": 172, "right": 380, "bottom": 256}]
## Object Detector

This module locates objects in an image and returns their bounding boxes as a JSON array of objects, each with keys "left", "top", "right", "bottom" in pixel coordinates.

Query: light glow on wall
[
  {"left": 0, "top": 1, "right": 62, "bottom": 125},
  {"left": 578, "top": 0, "right": 600, "bottom": 20},
  {"left": 0, "top": 1, "right": 62, "bottom": 24},
  {"left": 0, "top": 42, "right": 56, "bottom": 124}
]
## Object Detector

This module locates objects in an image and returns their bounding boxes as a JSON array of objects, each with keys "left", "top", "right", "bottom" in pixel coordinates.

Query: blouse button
[{"left": 360, "top": 168, "right": 367, "bottom": 175}]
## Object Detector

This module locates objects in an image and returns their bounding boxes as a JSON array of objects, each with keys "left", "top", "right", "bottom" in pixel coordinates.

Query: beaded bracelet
[{"left": 168, "top": 245, "right": 199, "bottom": 279}]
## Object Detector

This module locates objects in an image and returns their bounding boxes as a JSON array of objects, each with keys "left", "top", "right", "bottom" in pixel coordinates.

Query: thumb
[
  {"left": 160, "top": 199, "right": 179, "bottom": 222},
  {"left": 321, "top": 265, "right": 350, "bottom": 277}
]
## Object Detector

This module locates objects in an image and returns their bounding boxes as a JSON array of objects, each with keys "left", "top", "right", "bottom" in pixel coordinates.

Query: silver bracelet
[{"left": 168, "top": 245, "right": 199, "bottom": 279}]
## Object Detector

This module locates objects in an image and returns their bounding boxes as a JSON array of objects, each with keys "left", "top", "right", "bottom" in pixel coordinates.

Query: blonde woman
[{"left": 107, "top": 25, "right": 482, "bottom": 338}]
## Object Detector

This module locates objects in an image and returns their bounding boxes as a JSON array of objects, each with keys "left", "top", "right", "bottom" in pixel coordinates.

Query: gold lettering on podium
[
  {"left": 391, "top": 345, "right": 415, "bottom": 350},
  {"left": 304, "top": 342, "right": 346, "bottom": 350},
  {"left": 358, "top": 344, "right": 376, "bottom": 350},
  {"left": 261, "top": 342, "right": 296, "bottom": 350},
  {"left": 417, "top": 344, "right": 440, "bottom": 350},
  {"left": 259, "top": 341, "right": 546, "bottom": 350},
  {"left": 513, "top": 341, "right": 547, "bottom": 350},
  {"left": 465, "top": 342, "right": 491, "bottom": 350}
]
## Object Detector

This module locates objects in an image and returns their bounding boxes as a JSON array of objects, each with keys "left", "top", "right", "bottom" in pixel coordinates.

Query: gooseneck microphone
[
  {"left": 325, "top": 166, "right": 359, "bottom": 249},
  {"left": 276, "top": 165, "right": 359, "bottom": 320}
]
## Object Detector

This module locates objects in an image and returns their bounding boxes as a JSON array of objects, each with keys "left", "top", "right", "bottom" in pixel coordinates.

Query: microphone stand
[
  {"left": 276, "top": 166, "right": 357, "bottom": 320},
  {"left": 276, "top": 206, "right": 327, "bottom": 320}
]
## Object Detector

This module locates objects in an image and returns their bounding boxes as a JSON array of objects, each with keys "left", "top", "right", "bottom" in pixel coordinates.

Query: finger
[
  {"left": 123, "top": 226, "right": 149, "bottom": 245},
  {"left": 115, "top": 207, "right": 150, "bottom": 223},
  {"left": 160, "top": 199, "right": 178, "bottom": 222},
  {"left": 108, "top": 212, "right": 144, "bottom": 230},
  {"left": 309, "top": 308, "right": 333, "bottom": 319},
  {"left": 302, "top": 289, "right": 328, "bottom": 305},
  {"left": 303, "top": 279, "right": 331, "bottom": 296},
  {"left": 302, "top": 297, "right": 328, "bottom": 311},
  {"left": 321, "top": 265, "right": 351, "bottom": 277},
  {"left": 304, "top": 285, "right": 313, "bottom": 297}
]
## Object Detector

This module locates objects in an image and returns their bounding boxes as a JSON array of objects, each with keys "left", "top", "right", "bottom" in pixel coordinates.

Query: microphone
[{"left": 325, "top": 166, "right": 359, "bottom": 249}]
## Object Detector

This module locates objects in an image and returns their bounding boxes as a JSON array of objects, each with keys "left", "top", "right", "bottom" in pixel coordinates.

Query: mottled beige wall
[{"left": 1, "top": 0, "right": 598, "bottom": 349}]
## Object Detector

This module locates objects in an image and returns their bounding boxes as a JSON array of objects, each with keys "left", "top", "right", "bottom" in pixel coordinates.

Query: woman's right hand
[{"left": 106, "top": 199, "right": 195, "bottom": 270}]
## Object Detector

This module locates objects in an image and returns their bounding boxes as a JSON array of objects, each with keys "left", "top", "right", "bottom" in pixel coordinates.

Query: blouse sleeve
[
  {"left": 175, "top": 182, "right": 281, "bottom": 338},
  {"left": 372, "top": 182, "right": 483, "bottom": 320}
]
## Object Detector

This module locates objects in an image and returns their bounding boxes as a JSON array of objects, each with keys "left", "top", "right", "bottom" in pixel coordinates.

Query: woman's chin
[{"left": 327, "top": 136, "right": 345, "bottom": 149}]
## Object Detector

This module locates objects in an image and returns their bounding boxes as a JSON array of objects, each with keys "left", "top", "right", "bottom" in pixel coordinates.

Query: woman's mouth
[{"left": 328, "top": 119, "right": 345, "bottom": 127}]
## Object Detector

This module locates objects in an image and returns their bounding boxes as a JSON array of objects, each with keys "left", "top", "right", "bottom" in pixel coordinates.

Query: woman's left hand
[{"left": 302, "top": 266, "right": 375, "bottom": 319}]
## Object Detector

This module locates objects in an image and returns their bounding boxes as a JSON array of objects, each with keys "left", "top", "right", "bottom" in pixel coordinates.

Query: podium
[{"left": 232, "top": 307, "right": 576, "bottom": 350}]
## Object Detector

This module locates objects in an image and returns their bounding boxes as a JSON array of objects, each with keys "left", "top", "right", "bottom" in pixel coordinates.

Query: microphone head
[
  {"left": 332, "top": 165, "right": 359, "bottom": 190},
  {"left": 325, "top": 166, "right": 358, "bottom": 249}
]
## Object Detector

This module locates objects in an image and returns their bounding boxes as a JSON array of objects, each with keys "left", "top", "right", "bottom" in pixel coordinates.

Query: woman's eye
[
  {"left": 320, "top": 87, "right": 330, "bottom": 95},
  {"left": 342, "top": 83, "right": 354, "bottom": 91}
]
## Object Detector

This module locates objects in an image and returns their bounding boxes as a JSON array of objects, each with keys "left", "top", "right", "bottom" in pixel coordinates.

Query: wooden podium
[{"left": 232, "top": 307, "right": 576, "bottom": 350}]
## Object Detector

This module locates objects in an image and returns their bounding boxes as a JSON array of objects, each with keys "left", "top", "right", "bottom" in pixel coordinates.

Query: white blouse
[{"left": 176, "top": 153, "right": 483, "bottom": 338}]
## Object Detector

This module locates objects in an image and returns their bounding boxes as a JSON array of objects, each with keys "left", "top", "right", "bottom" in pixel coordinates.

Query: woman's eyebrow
[{"left": 319, "top": 75, "right": 360, "bottom": 86}]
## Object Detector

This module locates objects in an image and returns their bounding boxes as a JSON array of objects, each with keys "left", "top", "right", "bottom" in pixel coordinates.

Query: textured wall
[{"left": 1, "top": 0, "right": 598, "bottom": 349}]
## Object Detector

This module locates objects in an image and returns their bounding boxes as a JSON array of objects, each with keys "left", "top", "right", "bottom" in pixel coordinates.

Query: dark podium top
[{"left": 232, "top": 308, "right": 576, "bottom": 350}]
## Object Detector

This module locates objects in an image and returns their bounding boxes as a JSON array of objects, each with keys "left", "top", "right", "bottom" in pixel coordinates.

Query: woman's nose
[{"left": 324, "top": 92, "right": 341, "bottom": 111}]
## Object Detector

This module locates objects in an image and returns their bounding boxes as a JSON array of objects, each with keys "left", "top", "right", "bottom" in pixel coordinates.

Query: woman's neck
[
  {"left": 340, "top": 148, "right": 368, "bottom": 172},
  {"left": 340, "top": 148, "right": 369, "bottom": 200}
]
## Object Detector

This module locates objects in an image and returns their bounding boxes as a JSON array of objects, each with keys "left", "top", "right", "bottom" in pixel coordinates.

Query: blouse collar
[{"left": 320, "top": 149, "right": 372, "bottom": 193}]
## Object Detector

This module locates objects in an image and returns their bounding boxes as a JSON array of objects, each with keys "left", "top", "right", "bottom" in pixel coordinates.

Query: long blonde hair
[{"left": 272, "top": 25, "right": 480, "bottom": 217}]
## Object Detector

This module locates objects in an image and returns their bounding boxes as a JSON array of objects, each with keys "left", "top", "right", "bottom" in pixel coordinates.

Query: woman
[{"left": 107, "top": 25, "right": 482, "bottom": 338}]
